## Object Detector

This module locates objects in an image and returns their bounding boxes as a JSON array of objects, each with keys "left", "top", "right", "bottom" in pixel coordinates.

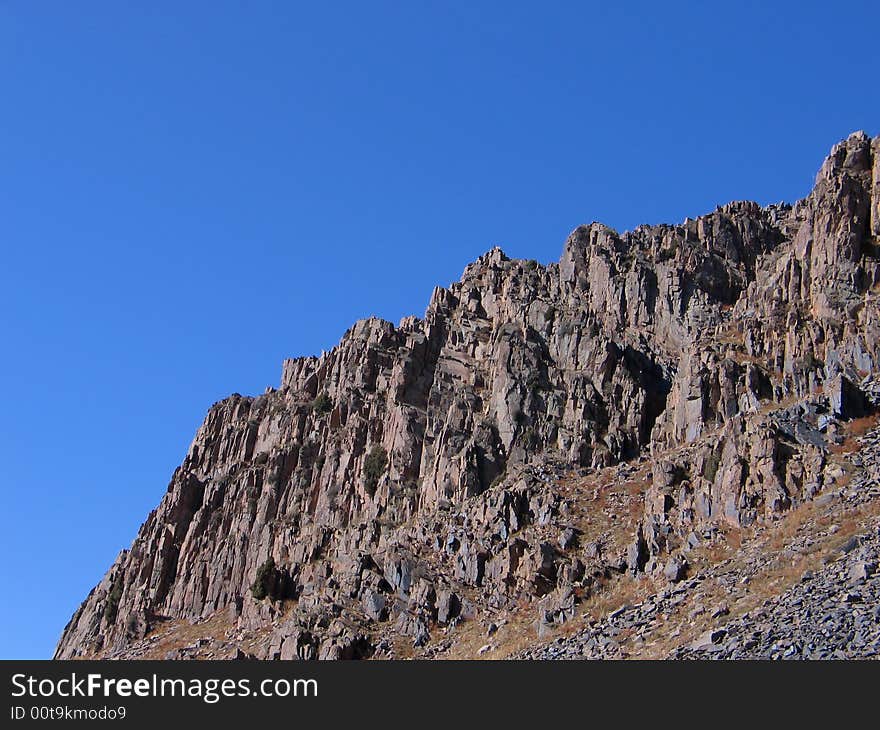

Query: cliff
[{"left": 56, "top": 132, "right": 880, "bottom": 659}]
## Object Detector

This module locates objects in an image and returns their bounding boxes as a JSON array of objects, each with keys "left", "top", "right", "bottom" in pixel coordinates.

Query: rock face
[{"left": 55, "top": 132, "right": 880, "bottom": 660}]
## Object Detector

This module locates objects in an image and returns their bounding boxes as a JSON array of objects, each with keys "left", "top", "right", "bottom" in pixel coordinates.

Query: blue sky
[{"left": 1, "top": 1, "right": 877, "bottom": 658}]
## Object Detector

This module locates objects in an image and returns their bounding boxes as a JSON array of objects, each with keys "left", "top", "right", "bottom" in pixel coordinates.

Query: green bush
[
  {"left": 312, "top": 392, "right": 333, "bottom": 414},
  {"left": 520, "top": 426, "right": 540, "bottom": 450},
  {"left": 125, "top": 613, "right": 140, "bottom": 637},
  {"left": 103, "top": 580, "right": 123, "bottom": 623},
  {"left": 363, "top": 446, "right": 388, "bottom": 496},
  {"left": 250, "top": 557, "right": 276, "bottom": 601},
  {"left": 703, "top": 449, "right": 722, "bottom": 483}
]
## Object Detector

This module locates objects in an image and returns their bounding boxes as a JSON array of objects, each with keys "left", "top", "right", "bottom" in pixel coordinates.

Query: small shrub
[
  {"left": 266, "top": 466, "right": 284, "bottom": 488},
  {"left": 703, "top": 449, "right": 722, "bottom": 483},
  {"left": 125, "top": 613, "right": 140, "bottom": 637},
  {"left": 250, "top": 557, "right": 276, "bottom": 601},
  {"left": 520, "top": 427, "right": 540, "bottom": 450},
  {"left": 103, "top": 580, "right": 123, "bottom": 623},
  {"left": 312, "top": 392, "right": 333, "bottom": 414},
  {"left": 363, "top": 446, "right": 388, "bottom": 496}
]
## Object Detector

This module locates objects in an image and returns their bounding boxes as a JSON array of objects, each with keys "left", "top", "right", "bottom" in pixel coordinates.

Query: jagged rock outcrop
[
  {"left": 641, "top": 132, "right": 880, "bottom": 561},
  {"left": 56, "top": 132, "right": 880, "bottom": 660}
]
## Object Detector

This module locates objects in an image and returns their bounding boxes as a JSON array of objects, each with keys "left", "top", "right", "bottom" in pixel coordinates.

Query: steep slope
[
  {"left": 56, "top": 132, "right": 880, "bottom": 660},
  {"left": 519, "top": 417, "right": 880, "bottom": 660}
]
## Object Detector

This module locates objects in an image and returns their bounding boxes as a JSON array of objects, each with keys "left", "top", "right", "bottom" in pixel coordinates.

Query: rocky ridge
[{"left": 56, "top": 132, "right": 880, "bottom": 660}]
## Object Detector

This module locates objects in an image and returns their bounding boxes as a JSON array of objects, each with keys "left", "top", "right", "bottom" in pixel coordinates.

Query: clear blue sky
[{"left": 1, "top": 1, "right": 877, "bottom": 658}]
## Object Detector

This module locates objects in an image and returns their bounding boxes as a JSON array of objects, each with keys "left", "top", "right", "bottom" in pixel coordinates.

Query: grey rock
[{"left": 664, "top": 557, "right": 688, "bottom": 583}]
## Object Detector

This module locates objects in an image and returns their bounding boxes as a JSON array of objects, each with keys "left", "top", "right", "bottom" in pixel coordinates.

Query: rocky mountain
[{"left": 55, "top": 132, "right": 880, "bottom": 660}]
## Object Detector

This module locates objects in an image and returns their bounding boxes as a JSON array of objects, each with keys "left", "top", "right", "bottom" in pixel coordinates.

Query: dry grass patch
[
  {"left": 831, "top": 413, "right": 880, "bottom": 454},
  {"left": 126, "top": 611, "right": 236, "bottom": 660}
]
